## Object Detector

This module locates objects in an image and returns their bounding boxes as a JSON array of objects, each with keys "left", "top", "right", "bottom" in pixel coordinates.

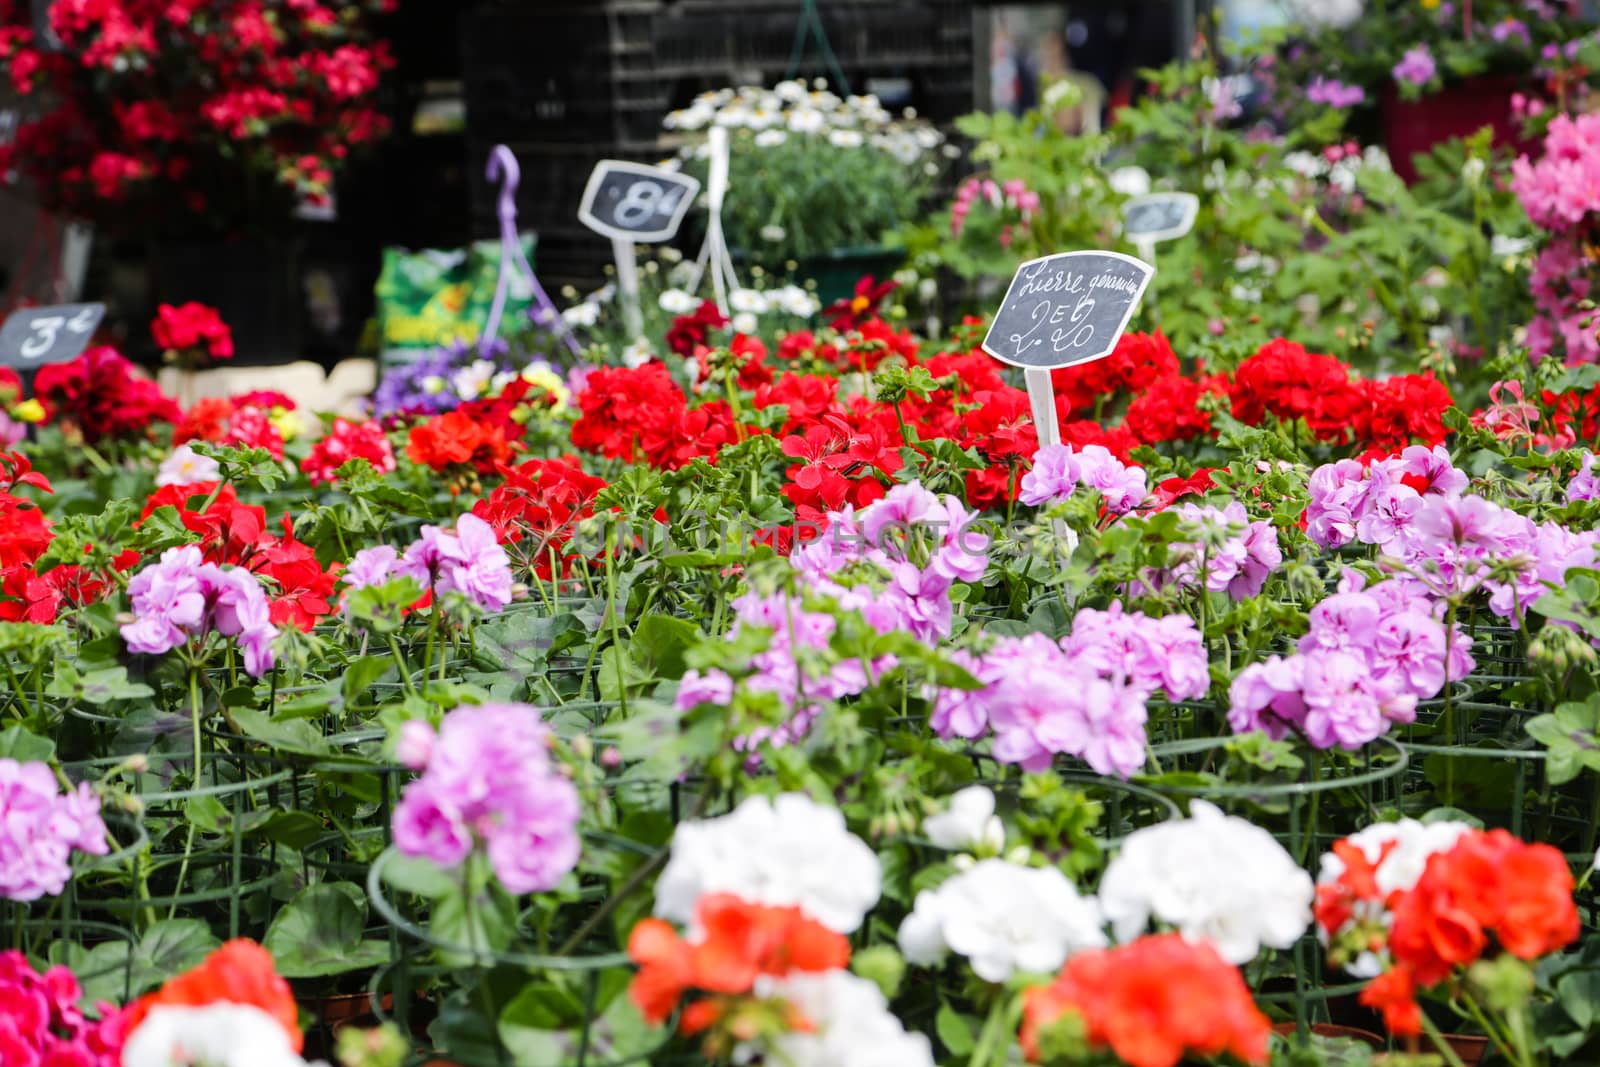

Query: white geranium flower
[
  {"left": 655, "top": 793, "right": 881, "bottom": 933},
  {"left": 658, "top": 289, "right": 697, "bottom": 315},
  {"left": 788, "top": 108, "right": 826, "bottom": 136},
  {"left": 775, "top": 79, "right": 809, "bottom": 103},
  {"left": 760, "top": 224, "right": 788, "bottom": 243},
  {"left": 828, "top": 129, "right": 865, "bottom": 148},
  {"left": 450, "top": 359, "right": 496, "bottom": 400},
  {"left": 1317, "top": 819, "right": 1471, "bottom": 977},
  {"left": 621, "top": 338, "right": 655, "bottom": 369},
  {"left": 1492, "top": 235, "right": 1533, "bottom": 258},
  {"left": 730, "top": 288, "right": 768, "bottom": 315},
  {"left": 898, "top": 859, "right": 1105, "bottom": 982},
  {"left": 1098, "top": 800, "right": 1312, "bottom": 964},
  {"left": 420, "top": 375, "right": 446, "bottom": 395},
  {"left": 156, "top": 443, "right": 221, "bottom": 488},
  {"left": 732, "top": 312, "right": 759, "bottom": 335},
  {"left": 1108, "top": 166, "right": 1152, "bottom": 198},
  {"left": 772, "top": 285, "right": 818, "bottom": 317},
  {"left": 755, "top": 129, "right": 788, "bottom": 148},
  {"left": 757, "top": 970, "right": 934, "bottom": 1067},
  {"left": 123, "top": 1003, "right": 307, "bottom": 1067},
  {"left": 562, "top": 302, "right": 600, "bottom": 328},
  {"left": 922, "top": 786, "right": 1005, "bottom": 854}
]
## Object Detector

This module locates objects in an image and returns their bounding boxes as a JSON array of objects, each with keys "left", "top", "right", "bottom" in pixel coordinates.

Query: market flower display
[{"left": 7, "top": 26, "right": 1600, "bottom": 1066}]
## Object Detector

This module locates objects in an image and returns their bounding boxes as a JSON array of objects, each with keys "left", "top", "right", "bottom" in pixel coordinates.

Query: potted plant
[
  {"left": 662, "top": 79, "right": 947, "bottom": 303},
  {"left": 1260, "top": 0, "right": 1594, "bottom": 182}
]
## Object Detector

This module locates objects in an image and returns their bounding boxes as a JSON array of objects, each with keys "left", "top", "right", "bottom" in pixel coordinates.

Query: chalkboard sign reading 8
[
  {"left": 981, "top": 252, "right": 1154, "bottom": 371},
  {"left": 578, "top": 161, "right": 702, "bottom": 244},
  {"left": 0, "top": 302, "right": 106, "bottom": 369}
]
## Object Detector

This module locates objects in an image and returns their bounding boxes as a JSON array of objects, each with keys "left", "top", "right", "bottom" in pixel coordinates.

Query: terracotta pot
[
  {"left": 311, "top": 991, "right": 394, "bottom": 1030},
  {"left": 1441, "top": 1034, "right": 1491, "bottom": 1065},
  {"left": 1382, "top": 76, "right": 1537, "bottom": 185},
  {"left": 1272, "top": 1021, "right": 1386, "bottom": 1049}
]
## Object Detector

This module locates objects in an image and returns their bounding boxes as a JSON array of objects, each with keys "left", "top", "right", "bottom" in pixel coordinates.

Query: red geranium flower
[
  {"left": 1020, "top": 934, "right": 1270, "bottom": 1067},
  {"left": 666, "top": 301, "right": 729, "bottom": 358},
  {"left": 823, "top": 275, "right": 896, "bottom": 331},
  {"left": 152, "top": 301, "right": 233, "bottom": 361}
]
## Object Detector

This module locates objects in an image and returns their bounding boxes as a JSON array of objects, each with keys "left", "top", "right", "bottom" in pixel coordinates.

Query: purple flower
[
  {"left": 1307, "top": 77, "right": 1366, "bottom": 109},
  {"left": 398, "top": 515, "right": 516, "bottom": 612},
  {"left": 1306, "top": 460, "right": 1371, "bottom": 549},
  {"left": 1393, "top": 46, "right": 1438, "bottom": 87},
  {"left": 1492, "top": 18, "right": 1530, "bottom": 44},
  {"left": 390, "top": 782, "right": 473, "bottom": 869},
  {"left": 1300, "top": 650, "right": 1390, "bottom": 750},
  {"left": 1019, "top": 445, "right": 1082, "bottom": 506},
  {"left": 1395, "top": 445, "right": 1468, "bottom": 496},
  {"left": 862, "top": 482, "right": 943, "bottom": 546},
  {"left": 0, "top": 761, "right": 107, "bottom": 903},
  {"left": 343, "top": 545, "right": 400, "bottom": 595},
  {"left": 1227, "top": 655, "right": 1306, "bottom": 740},
  {"left": 1355, "top": 482, "right": 1422, "bottom": 551},
  {"left": 1160, "top": 502, "right": 1281, "bottom": 601},
  {"left": 930, "top": 649, "right": 992, "bottom": 739},
  {"left": 121, "top": 546, "right": 206, "bottom": 655},
  {"left": 1077, "top": 446, "right": 1148, "bottom": 515},
  {"left": 676, "top": 668, "right": 735, "bottom": 711},
  {"left": 1569, "top": 452, "right": 1600, "bottom": 503},
  {"left": 391, "top": 703, "right": 580, "bottom": 894},
  {"left": 119, "top": 547, "right": 278, "bottom": 677},
  {"left": 396, "top": 720, "right": 436, "bottom": 769},
  {"left": 436, "top": 513, "right": 514, "bottom": 611},
  {"left": 1061, "top": 603, "right": 1209, "bottom": 702}
]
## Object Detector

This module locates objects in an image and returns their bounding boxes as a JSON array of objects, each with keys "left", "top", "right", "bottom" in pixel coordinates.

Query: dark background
[{"left": 2, "top": 0, "right": 1190, "bottom": 365}]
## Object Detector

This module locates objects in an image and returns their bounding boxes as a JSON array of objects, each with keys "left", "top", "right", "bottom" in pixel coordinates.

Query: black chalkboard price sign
[
  {"left": 0, "top": 302, "right": 105, "bottom": 369},
  {"left": 1122, "top": 193, "right": 1199, "bottom": 244},
  {"left": 578, "top": 161, "right": 702, "bottom": 244},
  {"left": 981, "top": 252, "right": 1155, "bottom": 371}
]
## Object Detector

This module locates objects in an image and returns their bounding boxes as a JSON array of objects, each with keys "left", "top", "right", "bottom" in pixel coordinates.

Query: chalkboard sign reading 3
[
  {"left": 980, "top": 252, "right": 1155, "bottom": 370},
  {"left": 0, "top": 303, "right": 105, "bottom": 369},
  {"left": 578, "top": 161, "right": 702, "bottom": 243}
]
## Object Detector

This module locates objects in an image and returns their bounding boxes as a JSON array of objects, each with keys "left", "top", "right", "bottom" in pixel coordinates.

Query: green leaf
[
  {"left": 264, "top": 882, "right": 390, "bottom": 978},
  {"left": 229, "top": 707, "right": 333, "bottom": 757},
  {"left": 95, "top": 920, "right": 221, "bottom": 996},
  {"left": 0, "top": 725, "right": 54, "bottom": 762},
  {"left": 343, "top": 655, "right": 394, "bottom": 706},
  {"left": 1559, "top": 968, "right": 1600, "bottom": 1030},
  {"left": 629, "top": 615, "right": 700, "bottom": 680},
  {"left": 936, "top": 1003, "right": 977, "bottom": 1056},
  {"left": 257, "top": 810, "right": 327, "bottom": 850}
]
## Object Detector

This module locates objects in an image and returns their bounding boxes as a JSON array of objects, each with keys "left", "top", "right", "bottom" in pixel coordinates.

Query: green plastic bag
[{"left": 374, "top": 234, "right": 536, "bottom": 365}]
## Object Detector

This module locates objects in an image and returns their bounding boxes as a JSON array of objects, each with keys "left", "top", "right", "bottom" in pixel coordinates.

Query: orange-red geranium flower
[
  {"left": 405, "top": 410, "right": 513, "bottom": 473},
  {"left": 627, "top": 894, "right": 849, "bottom": 1027},
  {"left": 121, "top": 939, "right": 301, "bottom": 1052},
  {"left": 1359, "top": 962, "right": 1422, "bottom": 1037},
  {"left": 1020, "top": 934, "right": 1269, "bottom": 1067}
]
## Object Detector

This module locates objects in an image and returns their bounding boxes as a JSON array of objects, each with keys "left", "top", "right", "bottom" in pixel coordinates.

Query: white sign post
[{"left": 578, "top": 159, "right": 701, "bottom": 337}]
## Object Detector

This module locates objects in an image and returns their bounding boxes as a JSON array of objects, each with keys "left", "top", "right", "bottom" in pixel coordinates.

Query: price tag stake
[
  {"left": 980, "top": 251, "right": 1155, "bottom": 452},
  {"left": 578, "top": 160, "right": 702, "bottom": 338}
]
